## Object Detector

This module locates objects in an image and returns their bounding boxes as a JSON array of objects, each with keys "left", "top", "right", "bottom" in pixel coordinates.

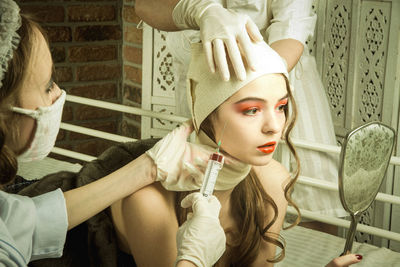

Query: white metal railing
[
  {"left": 290, "top": 138, "right": 400, "bottom": 166},
  {"left": 66, "top": 95, "right": 187, "bottom": 123},
  {"left": 61, "top": 123, "right": 137, "bottom": 143},
  {"left": 297, "top": 175, "right": 400, "bottom": 206},
  {"left": 286, "top": 206, "right": 400, "bottom": 242},
  {"left": 53, "top": 95, "right": 400, "bottom": 207},
  {"left": 62, "top": 94, "right": 400, "bottom": 166},
  {"left": 49, "top": 94, "right": 400, "bottom": 242}
]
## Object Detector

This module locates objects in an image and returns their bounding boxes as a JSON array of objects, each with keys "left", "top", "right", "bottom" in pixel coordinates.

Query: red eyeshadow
[
  {"left": 274, "top": 98, "right": 288, "bottom": 109},
  {"left": 235, "top": 101, "right": 264, "bottom": 112}
]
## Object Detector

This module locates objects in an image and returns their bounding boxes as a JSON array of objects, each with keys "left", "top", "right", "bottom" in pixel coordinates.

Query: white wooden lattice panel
[
  {"left": 321, "top": 0, "right": 352, "bottom": 134},
  {"left": 152, "top": 30, "right": 176, "bottom": 99},
  {"left": 354, "top": 1, "right": 391, "bottom": 125},
  {"left": 151, "top": 104, "right": 180, "bottom": 131}
]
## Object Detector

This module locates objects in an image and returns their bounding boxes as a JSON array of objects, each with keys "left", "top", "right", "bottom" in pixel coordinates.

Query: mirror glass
[{"left": 340, "top": 122, "right": 395, "bottom": 214}]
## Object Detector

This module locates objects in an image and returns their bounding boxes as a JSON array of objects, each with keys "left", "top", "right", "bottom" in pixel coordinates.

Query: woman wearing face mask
[
  {"left": 112, "top": 42, "right": 363, "bottom": 266},
  {"left": 0, "top": 1, "right": 226, "bottom": 266}
]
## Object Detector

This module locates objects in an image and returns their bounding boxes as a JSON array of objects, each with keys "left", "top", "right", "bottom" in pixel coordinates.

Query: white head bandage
[{"left": 187, "top": 41, "right": 288, "bottom": 132}]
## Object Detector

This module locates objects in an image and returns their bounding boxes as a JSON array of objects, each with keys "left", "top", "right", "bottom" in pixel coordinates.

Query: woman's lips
[{"left": 257, "top": 141, "right": 276, "bottom": 154}]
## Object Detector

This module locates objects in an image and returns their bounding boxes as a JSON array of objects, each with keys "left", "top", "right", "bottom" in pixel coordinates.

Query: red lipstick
[{"left": 257, "top": 141, "right": 276, "bottom": 154}]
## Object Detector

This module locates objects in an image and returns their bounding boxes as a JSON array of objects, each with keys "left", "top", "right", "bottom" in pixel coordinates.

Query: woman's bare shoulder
[
  {"left": 253, "top": 159, "right": 290, "bottom": 187},
  {"left": 127, "top": 182, "right": 176, "bottom": 214}
]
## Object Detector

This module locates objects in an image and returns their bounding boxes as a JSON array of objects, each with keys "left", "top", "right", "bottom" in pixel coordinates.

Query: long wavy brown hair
[{"left": 175, "top": 74, "right": 301, "bottom": 266}]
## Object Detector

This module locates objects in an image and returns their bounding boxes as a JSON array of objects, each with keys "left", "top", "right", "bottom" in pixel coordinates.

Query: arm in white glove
[
  {"left": 136, "top": 0, "right": 263, "bottom": 81},
  {"left": 172, "top": 0, "right": 263, "bottom": 81},
  {"left": 145, "top": 121, "right": 215, "bottom": 191},
  {"left": 175, "top": 192, "right": 226, "bottom": 267}
]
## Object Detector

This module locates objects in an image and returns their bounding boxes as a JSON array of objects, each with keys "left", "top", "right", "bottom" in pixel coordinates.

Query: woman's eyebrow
[
  {"left": 234, "top": 97, "right": 265, "bottom": 104},
  {"left": 234, "top": 93, "right": 289, "bottom": 104}
]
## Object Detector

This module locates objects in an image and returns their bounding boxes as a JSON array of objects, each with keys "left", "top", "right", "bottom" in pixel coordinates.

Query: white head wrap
[
  {"left": 0, "top": 0, "right": 21, "bottom": 89},
  {"left": 186, "top": 41, "right": 289, "bottom": 191},
  {"left": 187, "top": 41, "right": 288, "bottom": 132}
]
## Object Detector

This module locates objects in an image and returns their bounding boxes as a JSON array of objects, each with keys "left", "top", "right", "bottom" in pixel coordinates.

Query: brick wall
[
  {"left": 16, "top": 0, "right": 143, "bottom": 161},
  {"left": 121, "top": 0, "right": 142, "bottom": 141}
]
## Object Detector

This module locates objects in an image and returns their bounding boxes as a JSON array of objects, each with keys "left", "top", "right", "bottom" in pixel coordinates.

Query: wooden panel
[
  {"left": 353, "top": 1, "right": 391, "bottom": 126},
  {"left": 152, "top": 30, "right": 176, "bottom": 99},
  {"left": 321, "top": 0, "right": 353, "bottom": 135}
]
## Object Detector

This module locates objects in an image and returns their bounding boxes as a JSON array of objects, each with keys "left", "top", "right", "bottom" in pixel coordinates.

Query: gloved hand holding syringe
[{"left": 199, "top": 122, "right": 227, "bottom": 197}]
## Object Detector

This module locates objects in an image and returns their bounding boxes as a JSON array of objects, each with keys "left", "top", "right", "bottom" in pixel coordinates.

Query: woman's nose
[{"left": 262, "top": 110, "right": 281, "bottom": 135}]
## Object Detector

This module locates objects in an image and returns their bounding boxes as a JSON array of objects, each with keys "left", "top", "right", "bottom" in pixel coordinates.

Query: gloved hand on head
[
  {"left": 175, "top": 192, "right": 226, "bottom": 267},
  {"left": 172, "top": 0, "right": 263, "bottom": 82},
  {"left": 146, "top": 121, "right": 214, "bottom": 191}
]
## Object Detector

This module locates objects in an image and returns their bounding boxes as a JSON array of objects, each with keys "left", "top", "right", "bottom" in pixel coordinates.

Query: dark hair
[
  {"left": 175, "top": 74, "right": 301, "bottom": 266},
  {"left": 0, "top": 14, "right": 45, "bottom": 185}
]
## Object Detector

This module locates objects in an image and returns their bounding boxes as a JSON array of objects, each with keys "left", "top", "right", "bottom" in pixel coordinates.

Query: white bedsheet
[
  {"left": 276, "top": 225, "right": 400, "bottom": 266},
  {"left": 17, "top": 157, "right": 82, "bottom": 181}
]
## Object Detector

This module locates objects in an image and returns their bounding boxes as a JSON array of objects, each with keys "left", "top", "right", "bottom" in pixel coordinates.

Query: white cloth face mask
[{"left": 11, "top": 90, "right": 66, "bottom": 162}]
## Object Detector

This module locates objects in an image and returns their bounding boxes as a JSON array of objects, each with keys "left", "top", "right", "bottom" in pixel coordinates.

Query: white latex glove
[
  {"left": 175, "top": 192, "right": 226, "bottom": 267},
  {"left": 172, "top": 0, "right": 263, "bottom": 81},
  {"left": 146, "top": 121, "right": 214, "bottom": 191}
]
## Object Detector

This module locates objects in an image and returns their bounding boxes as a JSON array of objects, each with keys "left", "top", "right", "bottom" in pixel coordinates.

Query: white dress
[
  {"left": 0, "top": 189, "right": 68, "bottom": 266},
  {"left": 166, "top": 0, "right": 347, "bottom": 217}
]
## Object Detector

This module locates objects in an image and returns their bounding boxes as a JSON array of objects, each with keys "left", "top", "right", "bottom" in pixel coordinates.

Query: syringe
[
  {"left": 199, "top": 123, "right": 227, "bottom": 197},
  {"left": 200, "top": 150, "right": 224, "bottom": 197}
]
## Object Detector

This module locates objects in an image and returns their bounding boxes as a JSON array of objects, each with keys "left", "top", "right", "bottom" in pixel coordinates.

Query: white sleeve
[
  {"left": 0, "top": 248, "right": 19, "bottom": 267},
  {"left": 30, "top": 188, "right": 68, "bottom": 261},
  {"left": 266, "top": 0, "right": 317, "bottom": 45}
]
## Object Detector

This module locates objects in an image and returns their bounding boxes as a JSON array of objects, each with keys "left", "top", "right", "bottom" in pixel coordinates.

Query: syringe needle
[{"left": 217, "top": 122, "right": 227, "bottom": 153}]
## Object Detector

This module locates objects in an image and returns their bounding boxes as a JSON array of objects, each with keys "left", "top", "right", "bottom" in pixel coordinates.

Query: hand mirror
[{"left": 338, "top": 121, "right": 395, "bottom": 255}]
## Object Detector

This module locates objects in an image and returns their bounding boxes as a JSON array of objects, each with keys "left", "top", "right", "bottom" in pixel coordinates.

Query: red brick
[
  {"left": 69, "top": 45, "right": 117, "bottom": 62},
  {"left": 124, "top": 84, "right": 141, "bottom": 103},
  {"left": 123, "top": 6, "right": 141, "bottom": 24},
  {"left": 124, "top": 65, "right": 142, "bottom": 84},
  {"left": 75, "top": 105, "right": 119, "bottom": 121},
  {"left": 121, "top": 120, "right": 141, "bottom": 139},
  {"left": 55, "top": 66, "right": 73, "bottom": 82},
  {"left": 75, "top": 25, "right": 121, "bottom": 41},
  {"left": 62, "top": 105, "right": 74, "bottom": 121},
  {"left": 124, "top": 45, "right": 142, "bottom": 64},
  {"left": 125, "top": 25, "right": 142, "bottom": 44},
  {"left": 76, "top": 64, "right": 120, "bottom": 81},
  {"left": 20, "top": 6, "right": 64, "bottom": 23},
  {"left": 50, "top": 46, "right": 66, "bottom": 63},
  {"left": 68, "top": 5, "right": 116, "bottom": 22},
  {"left": 69, "top": 83, "right": 117, "bottom": 99},
  {"left": 44, "top": 26, "right": 72, "bottom": 43},
  {"left": 56, "top": 129, "right": 66, "bottom": 141}
]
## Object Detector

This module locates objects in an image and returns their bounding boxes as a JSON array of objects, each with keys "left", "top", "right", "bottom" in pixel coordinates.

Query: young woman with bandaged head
[{"left": 112, "top": 41, "right": 301, "bottom": 266}]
